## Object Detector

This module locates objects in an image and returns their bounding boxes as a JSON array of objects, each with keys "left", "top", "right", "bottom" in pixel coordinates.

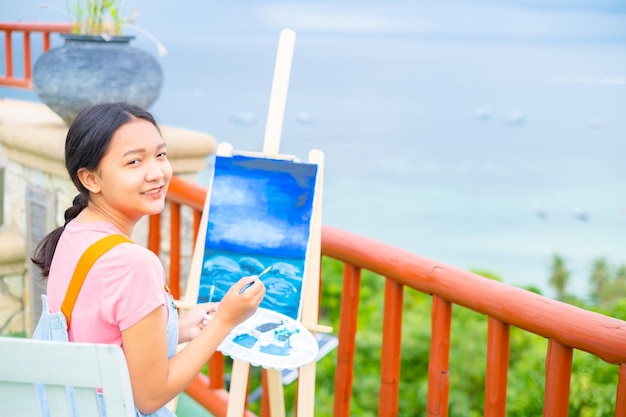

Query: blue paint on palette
[
  {"left": 259, "top": 343, "right": 290, "bottom": 356},
  {"left": 232, "top": 333, "right": 258, "bottom": 349},
  {"left": 197, "top": 155, "right": 318, "bottom": 320}
]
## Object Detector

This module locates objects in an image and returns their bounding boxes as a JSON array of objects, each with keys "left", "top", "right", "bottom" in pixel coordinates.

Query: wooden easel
[{"left": 180, "top": 29, "right": 330, "bottom": 417}]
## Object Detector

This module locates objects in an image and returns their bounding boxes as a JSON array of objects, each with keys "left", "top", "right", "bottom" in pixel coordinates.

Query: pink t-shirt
[{"left": 46, "top": 221, "right": 168, "bottom": 347}]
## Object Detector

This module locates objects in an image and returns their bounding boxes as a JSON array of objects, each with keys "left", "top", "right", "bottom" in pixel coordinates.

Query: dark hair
[{"left": 31, "top": 102, "right": 160, "bottom": 278}]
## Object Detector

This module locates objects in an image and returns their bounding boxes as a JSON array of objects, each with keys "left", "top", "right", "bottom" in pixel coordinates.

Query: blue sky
[{"left": 3, "top": 1, "right": 626, "bottom": 40}]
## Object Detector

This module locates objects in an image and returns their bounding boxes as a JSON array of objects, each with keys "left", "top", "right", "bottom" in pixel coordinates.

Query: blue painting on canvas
[{"left": 197, "top": 155, "right": 318, "bottom": 320}]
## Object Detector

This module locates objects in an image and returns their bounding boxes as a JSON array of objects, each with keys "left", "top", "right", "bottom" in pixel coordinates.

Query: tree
[
  {"left": 615, "top": 265, "right": 626, "bottom": 286},
  {"left": 597, "top": 263, "right": 626, "bottom": 308},
  {"left": 589, "top": 257, "right": 610, "bottom": 305},
  {"left": 548, "top": 254, "right": 570, "bottom": 301}
]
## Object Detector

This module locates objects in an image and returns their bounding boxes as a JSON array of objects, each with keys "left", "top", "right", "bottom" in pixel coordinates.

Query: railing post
[
  {"left": 23, "top": 31, "right": 32, "bottom": 83},
  {"left": 484, "top": 317, "right": 510, "bottom": 417},
  {"left": 4, "top": 29, "right": 12, "bottom": 79},
  {"left": 378, "top": 278, "right": 403, "bottom": 417},
  {"left": 148, "top": 214, "right": 161, "bottom": 255},
  {"left": 43, "top": 32, "right": 52, "bottom": 52},
  {"left": 427, "top": 295, "right": 451, "bottom": 417},
  {"left": 333, "top": 263, "right": 361, "bottom": 417},
  {"left": 543, "top": 339, "right": 572, "bottom": 417},
  {"left": 616, "top": 363, "right": 626, "bottom": 417},
  {"left": 168, "top": 201, "right": 181, "bottom": 299}
]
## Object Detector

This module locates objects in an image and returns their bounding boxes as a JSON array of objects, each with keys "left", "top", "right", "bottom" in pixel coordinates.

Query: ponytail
[{"left": 31, "top": 193, "right": 88, "bottom": 278}]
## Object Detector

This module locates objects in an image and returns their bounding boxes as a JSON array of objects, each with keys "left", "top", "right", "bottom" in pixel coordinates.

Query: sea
[{"left": 2, "top": 1, "right": 626, "bottom": 298}]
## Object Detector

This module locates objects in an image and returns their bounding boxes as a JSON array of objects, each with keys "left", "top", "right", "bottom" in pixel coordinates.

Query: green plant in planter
[
  {"left": 70, "top": 0, "right": 139, "bottom": 36},
  {"left": 41, "top": 0, "right": 166, "bottom": 55}
]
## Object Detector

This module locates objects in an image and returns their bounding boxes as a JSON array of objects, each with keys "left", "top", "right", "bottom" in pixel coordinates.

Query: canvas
[{"left": 196, "top": 154, "right": 318, "bottom": 321}]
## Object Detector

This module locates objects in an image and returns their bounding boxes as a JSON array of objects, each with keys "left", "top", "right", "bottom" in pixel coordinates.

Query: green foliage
[
  {"left": 569, "top": 351, "right": 617, "bottom": 417},
  {"left": 506, "top": 329, "right": 546, "bottom": 416},
  {"left": 448, "top": 306, "right": 488, "bottom": 416},
  {"left": 468, "top": 269, "right": 502, "bottom": 282},
  {"left": 520, "top": 284, "right": 543, "bottom": 295},
  {"left": 606, "top": 297, "right": 626, "bottom": 321}
]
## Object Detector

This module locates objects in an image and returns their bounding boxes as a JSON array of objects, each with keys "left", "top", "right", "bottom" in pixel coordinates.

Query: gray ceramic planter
[{"left": 33, "top": 34, "right": 163, "bottom": 125}]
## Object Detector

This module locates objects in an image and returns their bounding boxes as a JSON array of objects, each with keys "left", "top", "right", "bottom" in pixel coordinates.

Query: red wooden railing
[
  {"left": 0, "top": 23, "right": 72, "bottom": 89},
  {"left": 151, "top": 176, "right": 626, "bottom": 417}
]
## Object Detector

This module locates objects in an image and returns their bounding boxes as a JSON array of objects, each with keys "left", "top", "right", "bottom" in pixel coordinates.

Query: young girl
[{"left": 32, "top": 102, "right": 265, "bottom": 416}]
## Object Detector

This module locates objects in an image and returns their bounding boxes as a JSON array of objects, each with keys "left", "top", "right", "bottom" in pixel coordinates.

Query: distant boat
[
  {"left": 533, "top": 205, "right": 547, "bottom": 219},
  {"left": 587, "top": 117, "right": 602, "bottom": 130},
  {"left": 473, "top": 106, "right": 492, "bottom": 121},
  {"left": 504, "top": 110, "right": 526, "bottom": 126},
  {"left": 231, "top": 112, "right": 257, "bottom": 125},
  {"left": 571, "top": 207, "right": 589, "bottom": 222},
  {"left": 295, "top": 111, "right": 314, "bottom": 125}
]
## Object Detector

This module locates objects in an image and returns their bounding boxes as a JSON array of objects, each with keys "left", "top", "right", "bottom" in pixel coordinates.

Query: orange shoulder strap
[{"left": 61, "top": 234, "right": 133, "bottom": 329}]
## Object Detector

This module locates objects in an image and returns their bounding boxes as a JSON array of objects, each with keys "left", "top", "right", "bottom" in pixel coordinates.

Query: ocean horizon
[{"left": 2, "top": 1, "right": 626, "bottom": 298}]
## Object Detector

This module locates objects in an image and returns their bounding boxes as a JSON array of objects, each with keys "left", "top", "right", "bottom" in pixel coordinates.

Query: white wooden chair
[{"left": 0, "top": 336, "right": 136, "bottom": 417}]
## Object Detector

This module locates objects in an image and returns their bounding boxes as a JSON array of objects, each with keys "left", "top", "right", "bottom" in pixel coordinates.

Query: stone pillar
[{"left": 0, "top": 98, "right": 216, "bottom": 335}]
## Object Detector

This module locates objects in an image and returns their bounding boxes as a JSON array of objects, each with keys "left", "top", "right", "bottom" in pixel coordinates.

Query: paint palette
[{"left": 217, "top": 307, "right": 319, "bottom": 370}]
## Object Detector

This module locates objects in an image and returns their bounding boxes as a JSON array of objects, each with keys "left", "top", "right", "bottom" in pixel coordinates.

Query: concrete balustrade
[{"left": 0, "top": 98, "right": 216, "bottom": 335}]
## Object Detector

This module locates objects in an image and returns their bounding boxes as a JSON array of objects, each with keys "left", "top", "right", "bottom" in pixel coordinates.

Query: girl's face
[{"left": 92, "top": 118, "right": 172, "bottom": 223}]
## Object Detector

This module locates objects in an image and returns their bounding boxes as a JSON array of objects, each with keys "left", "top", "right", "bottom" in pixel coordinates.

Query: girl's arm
[{"left": 121, "top": 276, "right": 265, "bottom": 414}]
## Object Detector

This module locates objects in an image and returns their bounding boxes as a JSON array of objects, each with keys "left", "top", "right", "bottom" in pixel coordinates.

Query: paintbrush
[
  {"left": 204, "top": 266, "right": 273, "bottom": 321},
  {"left": 238, "top": 265, "right": 273, "bottom": 294}
]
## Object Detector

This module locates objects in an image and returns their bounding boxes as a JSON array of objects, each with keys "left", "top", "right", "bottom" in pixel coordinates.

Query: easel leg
[
  {"left": 266, "top": 368, "right": 286, "bottom": 417},
  {"left": 227, "top": 359, "right": 251, "bottom": 417},
  {"left": 296, "top": 361, "right": 317, "bottom": 417}
]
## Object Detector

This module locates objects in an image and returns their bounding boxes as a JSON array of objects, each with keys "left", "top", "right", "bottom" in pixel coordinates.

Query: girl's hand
[
  {"left": 178, "top": 302, "right": 220, "bottom": 343},
  {"left": 212, "top": 276, "right": 265, "bottom": 329}
]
